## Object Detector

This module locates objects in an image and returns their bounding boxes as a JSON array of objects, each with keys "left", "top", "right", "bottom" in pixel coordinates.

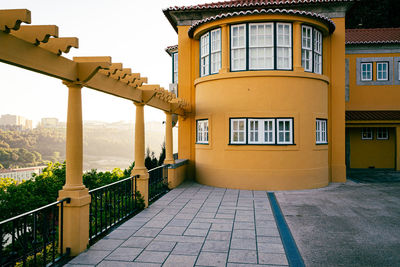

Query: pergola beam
[{"left": 0, "top": 31, "right": 78, "bottom": 81}]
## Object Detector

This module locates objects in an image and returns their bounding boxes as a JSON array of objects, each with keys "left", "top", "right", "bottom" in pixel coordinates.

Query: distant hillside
[{"left": 0, "top": 121, "right": 173, "bottom": 171}]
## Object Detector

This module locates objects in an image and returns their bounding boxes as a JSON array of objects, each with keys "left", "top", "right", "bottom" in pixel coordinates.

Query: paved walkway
[{"left": 66, "top": 182, "right": 289, "bottom": 267}]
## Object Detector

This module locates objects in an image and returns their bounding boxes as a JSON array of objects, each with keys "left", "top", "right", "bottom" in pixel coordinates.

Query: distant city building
[
  {"left": 0, "top": 166, "right": 47, "bottom": 182},
  {"left": 40, "top": 117, "right": 59, "bottom": 128},
  {"left": 0, "top": 114, "right": 32, "bottom": 130}
]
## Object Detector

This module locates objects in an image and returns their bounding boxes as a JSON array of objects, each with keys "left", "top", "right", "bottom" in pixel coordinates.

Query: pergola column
[
  {"left": 164, "top": 111, "right": 175, "bottom": 165},
  {"left": 131, "top": 102, "right": 149, "bottom": 207},
  {"left": 293, "top": 21, "right": 303, "bottom": 72},
  {"left": 58, "top": 81, "right": 91, "bottom": 256}
]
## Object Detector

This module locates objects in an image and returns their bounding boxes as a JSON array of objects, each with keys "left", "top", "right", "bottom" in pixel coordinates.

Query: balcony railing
[
  {"left": 0, "top": 198, "right": 71, "bottom": 267},
  {"left": 88, "top": 175, "right": 140, "bottom": 243},
  {"left": 148, "top": 165, "right": 169, "bottom": 203}
]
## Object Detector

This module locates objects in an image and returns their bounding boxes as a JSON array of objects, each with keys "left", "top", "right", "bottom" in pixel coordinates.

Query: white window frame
[
  {"left": 316, "top": 119, "right": 327, "bottom": 144},
  {"left": 277, "top": 119, "right": 293, "bottom": 144},
  {"left": 247, "top": 118, "right": 275, "bottom": 144},
  {"left": 376, "top": 127, "right": 389, "bottom": 140},
  {"left": 231, "top": 24, "right": 247, "bottom": 71},
  {"left": 361, "top": 127, "right": 373, "bottom": 140},
  {"left": 196, "top": 120, "right": 209, "bottom": 144},
  {"left": 313, "top": 29, "right": 322, "bottom": 74},
  {"left": 210, "top": 28, "right": 221, "bottom": 74},
  {"left": 361, "top": 63, "right": 372, "bottom": 81},
  {"left": 172, "top": 52, "right": 178, "bottom": 83},
  {"left": 276, "top": 23, "right": 292, "bottom": 70},
  {"left": 301, "top": 25, "right": 313, "bottom": 72},
  {"left": 248, "top": 119, "right": 260, "bottom": 144},
  {"left": 230, "top": 118, "right": 247, "bottom": 144},
  {"left": 249, "top": 23, "right": 274, "bottom": 70},
  {"left": 377, "top": 62, "right": 388, "bottom": 81},
  {"left": 200, "top": 33, "right": 210, "bottom": 77}
]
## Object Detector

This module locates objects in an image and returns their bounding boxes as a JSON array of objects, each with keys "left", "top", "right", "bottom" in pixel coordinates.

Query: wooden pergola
[{"left": 0, "top": 9, "right": 188, "bottom": 255}]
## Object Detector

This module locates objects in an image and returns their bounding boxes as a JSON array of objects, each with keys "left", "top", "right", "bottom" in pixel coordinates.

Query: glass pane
[
  {"left": 239, "top": 121, "right": 244, "bottom": 130},
  {"left": 233, "top": 132, "right": 238, "bottom": 141},
  {"left": 239, "top": 132, "right": 244, "bottom": 141},
  {"left": 279, "top": 132, "right": 284, "bottom": 142},
  {"left": 285, "top": 132, "right": 290, "bottom": 141}
]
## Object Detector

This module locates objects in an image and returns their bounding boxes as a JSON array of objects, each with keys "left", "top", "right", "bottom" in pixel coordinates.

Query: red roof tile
[
  {"left": 346, "top": 111, "right": 400, "bottom": 121},
  {"left": 165, "top": 45, "right": 178, "bottom": 56},
  {"left": 188, "top": 9, "right": 335, "bottom": 37},
  {"left": 165, "top": 0, "right": 354, "bottom": 11},
  {"left": 346, "top": 28, "right": 400, "bottom": 44}
]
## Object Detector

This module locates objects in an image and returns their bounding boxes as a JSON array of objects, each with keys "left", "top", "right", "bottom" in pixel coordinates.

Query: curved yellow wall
[
  {"left": 195, "top": 72, "right": 329, "bottom": 190},
  {"left": 176, "top": 12, "right": 346, "bottom": 190}
]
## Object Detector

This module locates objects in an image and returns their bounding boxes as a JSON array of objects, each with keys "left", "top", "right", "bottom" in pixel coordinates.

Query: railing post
[
  {"left": 57, "top": 81, "right": 91, "bottom": 256},
  {"left": 131, "top": 102, "right": 149, "bottom": 208}
]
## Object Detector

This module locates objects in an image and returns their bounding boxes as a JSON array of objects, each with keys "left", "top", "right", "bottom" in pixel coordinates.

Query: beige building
[{"left": 0, "top": 114, "right": 32, "bottom": 130}]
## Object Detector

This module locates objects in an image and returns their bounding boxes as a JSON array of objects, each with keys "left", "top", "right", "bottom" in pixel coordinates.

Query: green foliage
[
  {"left": 158, "top": 142, "right": 166, "bottom": 166},
  {"left": 346, "top": 0, "right": 400, "bottom": 29},
  {"left": 135, "top": 191, "right": 145, "bottom": 210}
]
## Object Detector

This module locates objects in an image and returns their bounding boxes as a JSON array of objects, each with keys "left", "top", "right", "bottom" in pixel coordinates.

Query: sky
[{"left": 0, "top": 0, "right": 209, "bottom": 126}]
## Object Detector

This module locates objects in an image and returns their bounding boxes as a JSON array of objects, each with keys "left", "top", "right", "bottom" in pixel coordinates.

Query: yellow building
[
  {"left": 164, "top": 0, "right": 400, "bottom": 190},
  {"left": 345, "top": 28, "right": 400, "bottom": 170}
]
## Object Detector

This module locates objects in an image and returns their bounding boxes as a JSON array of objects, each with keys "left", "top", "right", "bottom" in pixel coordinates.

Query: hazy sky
[{"left": 0, "top": 0, "right": 208, "bottom": 126}]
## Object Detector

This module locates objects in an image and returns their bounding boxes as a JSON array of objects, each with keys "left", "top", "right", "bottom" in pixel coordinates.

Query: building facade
[
  {"left": 345, "top": 28, "right": 400, "bottom": 170},
  {"left": 164, "top": 0, "right": 400, "bottom": 190},
  {"left": 0, "top": 166, "right": 46, "bottom": 182},
  {"left": 0, "top": 114, "right": 32, "bottom": 130}
]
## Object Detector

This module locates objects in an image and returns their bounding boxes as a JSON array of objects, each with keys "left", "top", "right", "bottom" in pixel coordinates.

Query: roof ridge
[{"left": 188, "top": 8, "right": 336, "bottom": 37}]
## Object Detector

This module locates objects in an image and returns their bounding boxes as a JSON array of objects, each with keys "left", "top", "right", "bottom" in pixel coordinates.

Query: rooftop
[
  {"left": 345, "top": 28, "right": 400, "bottom": 44},
  {"left": 346, "top": 110, "right": 400, "bottom": 121},
  {"left": 164, "top": 0, "right": 355, "bottom": 11}
]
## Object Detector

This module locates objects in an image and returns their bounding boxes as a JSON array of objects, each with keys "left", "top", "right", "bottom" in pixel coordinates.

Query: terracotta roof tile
[
  {"left": 165, "top": 44, "right": 178, "bottom": 55},
  {"left": 188, "top": 8, "right": 335, "bottom": 37},
  {"left": 165, "top": 0, "right": 354, "bottom": 11},
  {"left": 346, "top": 28, "right": 400, "bottom": 45},
  {"left": 346, "top": 111, "right": 400, "bottom": 121}
]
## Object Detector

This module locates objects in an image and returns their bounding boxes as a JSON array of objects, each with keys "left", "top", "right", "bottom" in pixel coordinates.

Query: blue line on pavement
[{"left": 267, "top": 192, "right": 305, "bottom": 267}]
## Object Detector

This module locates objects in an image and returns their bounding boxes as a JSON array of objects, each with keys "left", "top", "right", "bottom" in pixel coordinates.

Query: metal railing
[
  {"left": 88, "top": 175, "right": 140, "bottom": 242},
  {"left": 0, "top": 198, "right": 71, "bottom": 267},
  {"left": 148, "top": 165, "right": 169, "bottom": 203}
]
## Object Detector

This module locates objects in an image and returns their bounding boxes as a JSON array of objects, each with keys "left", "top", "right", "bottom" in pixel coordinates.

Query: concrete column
[
  {"left": 397, "top": 126, "right": 400, "bottom": 171},
  {"left": 131, "top": 102, "right": 149, "bottom": 207},
  {"left": 220, "top": 24, "right": 229, "bottom": 73},
  {"left": 58, "top": 81, "right": 90, "bottom": 256},
  {"left": 293, "top": 22, "right": 303, "bottom": 72},
  {"left": 164, "top": 112, "right": 175, "bottom": 165}
]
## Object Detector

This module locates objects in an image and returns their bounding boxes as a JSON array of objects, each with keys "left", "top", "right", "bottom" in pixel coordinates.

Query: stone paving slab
[{"left": 66, "top": 181, "right": 289, "bottom": 266}]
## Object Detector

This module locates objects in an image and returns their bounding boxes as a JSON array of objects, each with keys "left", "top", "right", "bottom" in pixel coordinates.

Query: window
[
  {"left": 231, "top": 24, "right": 246, "bottom": 71},
  {"left": 277, "top": 119, "right": 293, "bottom": 144},
  {"left": 377, "top": 127, "right": 389, "bottom": 140},
  {"left": 200, "top": 33, "right": 210, "bottom": 77},
  {"left": 316, "top": 119, "right": 327, "bottom": 144},
  {"left": 200, "top": 29, "right": 221, "bottom": 76},
  {"left": 377, "top": 62, "right": 388, "bottom": 81},
  {"left": 313, "top": 29, "right": 322, "bottom": 74},
  {"left": 248, "top": 119, "right": 275, "bottom": 144},
  {"left": 249, "top": 23, "right": 274, "bottom": 70},
  {"left": 230, "top": 22, "right": 292, "bottom": 71},
  {"left": 231, "top": 119, "right": 246, "bottom": 144},
  {"left": 361, "top": 127, "right": 373, "bottom": 140},
  {"left": 230, "top": 118, "right": 292, "bottom": 145},
  {"left": 276, "top": 23, "right": 292, "bottom": 70},
  {"left": 196, "top": 120, "right": 209, "bottom": 144},
  {"left": 302, "top": 26, "right": 322, "bottom": 74},
  {"left": 210, "top": 29, "right": 221, "bottom": 74},
  {"left": 172, "top": 52, "right": 178, "bottom": 83},
  {"left": 301, "top": 26, "right": 312, "bottom": 72},
  {"left": 361, "top": 63, "right": 372, "bottom": 81}
]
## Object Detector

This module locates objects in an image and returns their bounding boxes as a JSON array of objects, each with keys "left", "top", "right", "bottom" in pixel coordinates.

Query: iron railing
[
  {"left": 0, "top": 198, "right": 71, "bottom": 267},
  {"left": 148, "top": 165, "right": 169, "bottom": 203},
  {"left": 88, "top": 175, "right": 140, "bottom": 242}
]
